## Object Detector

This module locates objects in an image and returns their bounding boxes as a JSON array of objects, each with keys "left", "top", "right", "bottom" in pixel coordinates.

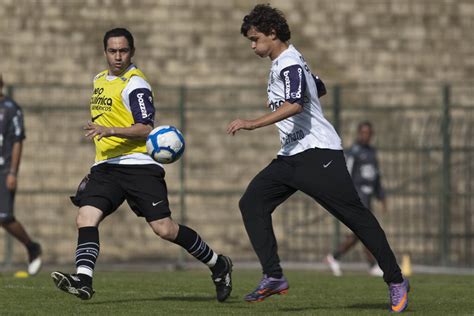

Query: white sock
[
  {"left": 206, "top": 252, "right": 218, "bottom": 267},
  {"left": 77, "top": 266, "right": 93, "bottom": 277}
]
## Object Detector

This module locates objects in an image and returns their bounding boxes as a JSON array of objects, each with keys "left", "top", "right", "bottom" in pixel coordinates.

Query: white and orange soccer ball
[{"left": 146, "top": 125, "right": 185, "bottom": 164}]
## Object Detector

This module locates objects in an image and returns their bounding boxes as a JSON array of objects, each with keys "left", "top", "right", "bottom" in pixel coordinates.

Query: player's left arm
[
  {"left": 373, "top": 150, "right": 387, "bottom": 211},
  {"left": 6, "top": 108, "right": 25, "bottom": 191},
  {"left": 227, "top": 65, "right": 305, "bottom": 135},
  {"left": 85, "top": 122, "right": 152, "bottom": 140},
  {"left": 6, "top": 142, "right": 22, "bottom": 191}
]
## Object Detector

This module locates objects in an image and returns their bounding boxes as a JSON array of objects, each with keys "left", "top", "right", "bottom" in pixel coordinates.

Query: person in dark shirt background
[
  {"left": 326, "top": 121, "right": 387, "bottom": 277},
  {"left": 0, "top": 73, "right": 42, "bottom": 275}
]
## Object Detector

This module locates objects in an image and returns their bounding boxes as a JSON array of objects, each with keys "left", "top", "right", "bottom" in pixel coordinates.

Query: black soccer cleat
[
  {"left": 51, "top": 271, "right": 95, "bottom": 300},
  {"left": 211, "top": 255, "right": 233, "bottom": 302}
]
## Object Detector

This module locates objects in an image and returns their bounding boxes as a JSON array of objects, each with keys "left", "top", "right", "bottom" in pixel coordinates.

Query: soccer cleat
[
  {"left": 369, "top": 264, "right": 384, "bottom": 277},
  {"left": 211, "top": 255, "right": 233, "bottom": 302},
  {"left": 244, "top": 275, "right": 289, "bottom": 303},
  {"left": 27, "top": 242, "right": 42, "bottom": 276},
  {"left": 51, "top": 271, "right": 95, "bottom": 300},
  {"left": 389, "top": 278, "right": 410, "bottom": 313},
  {"left": 325, "top": 254, "right": 342, "bottom": 276}
]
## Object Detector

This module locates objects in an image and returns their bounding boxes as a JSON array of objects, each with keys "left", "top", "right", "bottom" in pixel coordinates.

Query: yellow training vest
[{"left": 90, "top": 68, "right": 149, "bottom": 162}]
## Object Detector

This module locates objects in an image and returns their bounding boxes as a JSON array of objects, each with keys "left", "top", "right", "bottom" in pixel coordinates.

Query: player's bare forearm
[
  {"left": 6, "top": 142, "right": 22, "bottom": 190},
  {"left": 9, "top": 141, "right": 22, "bottom": 175},
  {"left": 227, "top": 102, "right": 302, "bottom": 135},
  {"left": 107, "top": 123, "right": 152, "bottom": 139},
  {"left": 84, "top": 122, "right": 152, "bottom": 140}
]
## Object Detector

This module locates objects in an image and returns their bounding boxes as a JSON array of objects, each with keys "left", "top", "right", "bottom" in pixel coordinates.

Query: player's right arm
[
  {"left": 227, "top": 101, "right": 302, "bottom": 135},
  {"left": 227, "top": 63, "right": 305, "bottom": 135},
  {"left": 373, "top": 149, "right": 386, "bottom": 204}
]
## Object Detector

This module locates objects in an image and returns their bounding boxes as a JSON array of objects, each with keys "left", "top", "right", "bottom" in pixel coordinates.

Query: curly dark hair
[{"left": 240, "top": 4, "right": 291, "bottom": 42}]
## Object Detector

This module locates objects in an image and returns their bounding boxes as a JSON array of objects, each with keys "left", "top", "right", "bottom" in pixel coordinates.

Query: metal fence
[{"left": 1, "top": 82, "right": 473, "bottom": 268}]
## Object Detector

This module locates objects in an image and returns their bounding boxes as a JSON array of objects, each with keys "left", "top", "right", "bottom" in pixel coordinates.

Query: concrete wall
[
  {"left": 1, "top": 0, "right": 472, "bottom": 86},
  {"left": 1, "top": 0, "right": 473, "bottom": 266}
]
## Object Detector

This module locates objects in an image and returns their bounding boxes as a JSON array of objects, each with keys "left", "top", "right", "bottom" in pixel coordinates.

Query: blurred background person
[
  {"left": 326, "top": 121, "right": 387, "bottom": 277},
  {"left": 0, "top": 73, "right": 42, "bottom": 275}
]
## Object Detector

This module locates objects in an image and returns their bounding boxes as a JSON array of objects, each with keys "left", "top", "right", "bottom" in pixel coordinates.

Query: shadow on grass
[
  {"left": 278, "top": 303, "right": 387, "bottom": 312},
  {"left": 88, "top": 295, "right": 241, "bottom": 305},
  {"left": 347, "top": 303, "right": 387, "bottom": 310},
  {"left": 278, "top": 307, "right": 319, "bottom": 312}
]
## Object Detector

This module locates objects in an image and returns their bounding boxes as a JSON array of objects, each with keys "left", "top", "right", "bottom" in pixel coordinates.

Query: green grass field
[{"left": 1, "top": 269, "right": 473, "bottom": 315}]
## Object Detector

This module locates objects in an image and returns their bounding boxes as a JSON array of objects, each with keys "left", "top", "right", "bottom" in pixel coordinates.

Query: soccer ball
[{"left": 146, "top": 125, "right": 185, "bottom": 164}]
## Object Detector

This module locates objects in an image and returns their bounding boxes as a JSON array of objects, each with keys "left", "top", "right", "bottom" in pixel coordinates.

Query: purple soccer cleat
[
  {"left": 244, "top": 275, "right": 289, "bottom": 302},
  {"left": 389, "top": 278, "right": 410, "bottom": 313}
]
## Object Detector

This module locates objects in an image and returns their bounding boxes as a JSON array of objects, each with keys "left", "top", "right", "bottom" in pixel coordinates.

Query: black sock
[
  {"left": 172, "top": 225, "right": 217, "bottom": 266},
  {"left": 75, "top": 226, "right": 99, "bottom": 285},
  {"left": 210, "top": 256, "right": 226, "bottom": 275},
  {"left": 267, "top": 272, "right": 283, "bottom": 279},
  {"left": 26, "top": 241, "right": 41, "bottom": 262},
  {"left": 25, "top": 241, "right": 37, "bottom": 252},
  {"left": 79, "top": 274, "right": 93, "bottom": 286}
]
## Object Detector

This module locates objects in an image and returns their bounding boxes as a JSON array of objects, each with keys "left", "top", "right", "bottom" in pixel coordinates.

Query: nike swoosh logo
[
  {"left": 152, "top": 200, "right": 164, "bottom": 206},
  {"left": 91, "top": 113, "right": 104, "bottom": 122},
  {"left": 323, "top": 160, "right": 333, "bottom": 168},
  {"left": 391, "top": 293, "right": 407, "bottom": 312}
]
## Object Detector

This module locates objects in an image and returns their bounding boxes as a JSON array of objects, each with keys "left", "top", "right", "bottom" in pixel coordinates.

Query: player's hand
[
  {"left": 84, "top": 122, "right": 115, "bottom": 140},
  {"left": 226, "top": 119, "right": 255, "bottom": 135},
  {"left": 6, "top": 173, "right": 17, "bottom": 191}
]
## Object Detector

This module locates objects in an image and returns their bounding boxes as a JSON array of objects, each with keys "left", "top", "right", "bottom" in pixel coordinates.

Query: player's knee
[
  {"left": 76, "top": 213, "right": 99, "bottom": 228},
  {"left": 0, "top": 216, "right": 16, "bottom": 226},
  {"left": 151, "top": 219, "right": 178, "bottom": 240},
  {"left": 239, "top": 194, "right": 252, "bottom": 216},
  {"left": 239, "top": 191, "right": 262, "bottom": 218},
  {"left": 76, "top": 206, "right": 103, "bottom": 228},
  {"left": 76, "top": 216, "right": 91, "bottom": 228}
]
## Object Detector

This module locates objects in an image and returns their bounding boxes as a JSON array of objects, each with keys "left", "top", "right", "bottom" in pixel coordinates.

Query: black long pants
[{"left": 239, "top": 148, "right": 402, "bottom": 284}]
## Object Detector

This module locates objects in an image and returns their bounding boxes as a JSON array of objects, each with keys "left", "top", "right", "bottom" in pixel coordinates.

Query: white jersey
[{"left": 267, "top": 45, "right": 342, "bottom": 155}]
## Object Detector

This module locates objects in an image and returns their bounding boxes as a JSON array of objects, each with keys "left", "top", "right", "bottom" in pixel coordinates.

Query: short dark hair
[
  {"left": 103, "top": 28, "right": 135, "bottom": 51},
  {"left": 241, "top": 4, "right": 291, "bottom": 42},
  {"left": 358, "top": 121, "right": 373, "bottom": 131}
]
